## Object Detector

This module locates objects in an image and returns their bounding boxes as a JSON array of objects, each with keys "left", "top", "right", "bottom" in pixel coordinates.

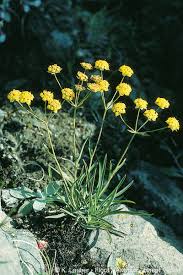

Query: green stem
[
  {"left": 89, "top": 109, "right": 107, "bottom": 169},
  {"left": 135, "top": 109, "right": 140, "bottom": 131},
  {"left": 54, "top": 74, "right": 62, "bottom": 89},
  {"left": 106, "top": 133, "right": 136, "bottom": 187},
  {"left": 120, "top": 115, "right": 134, "bottom": 131},
  {"left": 142, "top": 126, "right": 168, "bottom": 133}
]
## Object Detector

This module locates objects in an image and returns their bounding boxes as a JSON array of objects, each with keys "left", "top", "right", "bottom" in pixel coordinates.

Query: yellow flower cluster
[
  {"left": 95, "top": 60, "right": 109, "bottom": 71},
  {"left": 40, "top": 90, "right": 54, "bottom": 102},
  {"left": 112, "top": 102, "right": 126, "bottom": 116},
  {"left": 77, "top": 71, "right": 88, "bottom": 82},
  {"left": 144, "top": 109, "right": 158, "bottom": 121},
  {"left": 48, "top": 64, "right": 62, "bottom": 74},
  {"left": 99, "top": 80, "right": 110, "bottom": 92},
  {"left": 155, "top": 97, "right": 170, "bottom": 109},
  {"left": 19, "top": 91, "right": 34, "bottom": 105},
  {"left": 115, "top": 257, "right": 127, "bottom": 270},
  {"left": 80, "top": 62, "right": 93, "bottom": 70},
  {"left": 7, "top": 89, "right": 34, "bottom": 106},
  {"left": 75, "top": 84, "right": 85, "bottom": 92},
  {"left": 119, "top": 65, "right": 134, "bottom": 77},
  {"left": 40, "top": 90, "right": 61, "bottom": 113},
  {"left": 62, "top": 88, "right": 75, "bottom": 101},
  {"left": 166, "top": 117, "right": 180, "bottom": 131},
  {"left": 87, "top": 83, "right": 101, "bottom": 93},
  {"left": 116, "top": 83, "right": 132, "bottom": 96},
  {"left": 90, "top": 75, "right": 102, "bottom": 83},
  {"left": 7, "top": 89, "right": 21, "bottom": 102},
  {"left": 47, "top": 99, "right": 61, "bottom": 113},
  {"left": 134, "top": 98, "right": 148, "bottom": 110}
]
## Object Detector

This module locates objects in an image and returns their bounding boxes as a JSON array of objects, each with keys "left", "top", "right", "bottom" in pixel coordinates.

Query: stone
[
  {"left": 0, "top": 211, "right": 44, "bottom": 275},
  {"left": 129, "top": 161, "right": 183, "bottom": 235},
  {"left": 88, "top": 205, "right": 183, "bottom": 275}
]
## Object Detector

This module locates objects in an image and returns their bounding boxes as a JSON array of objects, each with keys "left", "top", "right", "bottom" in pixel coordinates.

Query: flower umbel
[
  {"left": 7, "top": 89, "right": 21, "bottom": 103},
  {"left": 155, "top": 97, "right": 170, "bottom": 109},
  {"left": 62, "top": 88, "right": 75, "bottom": 101},
  {"left": 166, "top": 117, "right": 180, "bottom": 131},
  {"left": 116, "top": 83, "right": 132, "bottom": 96},
  {"left": 48, "top": 64, "right": 62, "bottom": 74},
  {"left": 77, "top": 71, "right": 88, "bottom": 82},
  {"left": 75, "top": 84, "right": 85, "bottom": 92},
  {"left": 87, "top": 83, "right": 101, "bottom": 93},
  {"left": 90, "top": 74, "right": 102, "bottom": 83},
  {"left": 144, "top": 109, "right": 158, "bottom": 121},
  {"left": 115, "top": 257, "right": 127, "bottom": 270},
  {"left": 119, "top": 65, "right": 134, "bottom": 77},
  {"left": 134, "top": 98, "right": 148, "bottom": 110},
  {"left": 40, "top": 90, "right": 54, "bottom": 102},
  {"left": 112, "top": 102, "right": 126, "bottom": 116},
  {"left": 80, "top": 62, "right": 93, "bottom": 70},
  {"left": 47, "top": 99, "right": 61, "bottom": 113},
  {"left": 19, "top": 91, "right": 34, "bottom": 106},
  {"left": 99, "top": 80, "right": 110, "bottom": 92},
  {"left": 95, "top": 60, "right": 109, "bottom": 71}
]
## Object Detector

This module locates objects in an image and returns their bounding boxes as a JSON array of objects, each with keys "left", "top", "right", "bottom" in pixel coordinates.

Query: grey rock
[
  {"left": 12, "top": 230, "right": 45, "bottom": 275},
  {"left": 130, "top": 161, "right": 183, "bottom": 235},
  {"left": 89, "top": 205, "right": 183, "bottom": 275},
  {"left": 2, "top": 189, "right": 19, "bottom": 208},
  {"left": 0, "top": 211, "right": 44, "bottom": 275}
]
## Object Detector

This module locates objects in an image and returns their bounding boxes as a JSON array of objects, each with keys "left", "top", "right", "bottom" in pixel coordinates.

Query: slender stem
[
  {"left": 107, "top": 133, "right": 136, "bottom": 184},
  {"left": 137, "top": 119, "right": 149, "bottom": 132},
  {"left": 135, "top": 109, "right": 140, "bottom": 131},
  {"left": 73, "top": 106, "right": 77, "bottom": 160},
  {"left": 120, "top": 115, "right": 134, "bottom": 131},
  {"left": 142, "top": 126, "right": 168, "bottom": 133},
  {"left": 89, "top": 109, "right": 107, "bottom": 168},
  {"left": 54, "top": 74, "right": 62, "bottom": 89}
]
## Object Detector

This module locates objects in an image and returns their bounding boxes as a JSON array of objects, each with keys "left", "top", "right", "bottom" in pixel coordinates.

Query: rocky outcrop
[{"left": 88, "top": 205, "right": 183, "bottom": 275}]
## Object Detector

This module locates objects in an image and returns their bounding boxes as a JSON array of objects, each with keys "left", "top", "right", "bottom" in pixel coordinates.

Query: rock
[
  {"left": 2, "top": 189, "right": 19, "bottom": 208},
  {"left": 88, "top": 205, "right": 183, "bottom": 275},
  {"left": 129, "top": 161, "right": 183, "bottom": 235},
  {"left": 0, "top": 211, "right": 44, "bottom": 275}
]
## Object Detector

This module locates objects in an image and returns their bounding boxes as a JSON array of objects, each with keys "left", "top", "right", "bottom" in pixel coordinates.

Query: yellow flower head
[
  {"left": 115, "top": 257, "right": 127, "bottom": 270},
  {"left": 40, "top": 90, "right": 54, "bottom": 102},
  {"left": 75, "top": 84, "right": 85, "bottom": 92},
  {"left": 7, "top": 89, "right": 21, "bottom": 103},
  {"left": 48, "top": 64, "right": 62, "bottom": 74},
  {"left": 116, "top": 83, "right": 132, "bottom": 96},
  {"left": 95, "top": 60, "right": 109, "bottom": 71},
  {"left": 112, "top": 102, "right": 126, "bottom": 116},
  {"left": 77, "top": 71, "right": 88, "bottom": 82},
  {"left": 80, "top": 62, "right": 93, "bottom": 70},
  {"left": 134, "top": 98, "right": 148, "bottom": 110},
  {"left": 90, "top": 74, "right": 102, "bottom": 83},
  {"left": 87, "top": 83, "right": 101, "bottom": 93},
  {"left": 47, "top": 99, "right": 61, "bottom": 113},
  {"left": 19, "top": 91, "right": 34, "bottom": 106},
  {"left": 99, "top": 80, "right": 110, "bottom": 92},
  {"left": 62, "top": 88, "right": 75, "bottom": 101},
  {"left": 119, "top": 65, "right": 134, "bottom": 77},
  {"left": 144, "top": 109, "right": 158, "bottom": 121},
  {"left": 166, "top": 117, "right": 180, "bottom": 132},
  {"left": 155, "top": 97, "right": 170, "bottom": 109}
]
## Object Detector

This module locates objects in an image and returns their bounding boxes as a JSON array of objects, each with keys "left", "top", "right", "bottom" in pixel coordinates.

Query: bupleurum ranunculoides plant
[{"left": 7, "top": 60, "right": 180, "bottom": 235}]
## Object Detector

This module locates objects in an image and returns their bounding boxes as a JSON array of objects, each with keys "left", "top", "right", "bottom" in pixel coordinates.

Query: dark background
[{"left": 0, "top": 0, "right": 183, "bottom": 237}]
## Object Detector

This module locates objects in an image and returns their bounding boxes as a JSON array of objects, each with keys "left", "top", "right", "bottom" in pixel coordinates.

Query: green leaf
[
  {"left": 33, "top": 199, "right": 46, "bottom": 212},
  {"left": 9, "top": 187, "right": 37, "bottom": 199},
  {"left": 43, "top": 181, "right": 61, "bottom": 197},
  {"left": 18, "top": 200, "right": 33, "bottom": 215}
]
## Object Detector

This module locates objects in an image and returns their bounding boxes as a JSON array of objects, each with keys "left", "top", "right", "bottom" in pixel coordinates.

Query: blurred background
[{"left": 0, "top": 0, "right": 183, "bottom": 238}]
